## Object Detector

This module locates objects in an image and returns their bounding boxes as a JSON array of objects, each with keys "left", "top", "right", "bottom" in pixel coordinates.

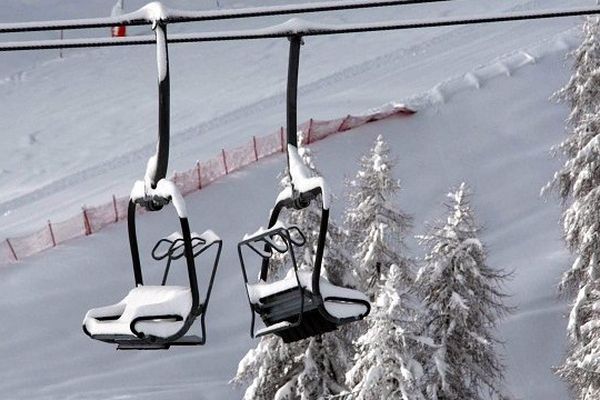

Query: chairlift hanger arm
[
  {"left": 286, "top": 35, "right": 302, "bottom": 184},
  {"left": 153, "top": 21, "right": 170, "bottom": 189},
  {"left": 0, "top": 0, "right": 451, "bottom": 34},
  {"left": 1, "top": 5, "right": 598, "bottom": 52}
]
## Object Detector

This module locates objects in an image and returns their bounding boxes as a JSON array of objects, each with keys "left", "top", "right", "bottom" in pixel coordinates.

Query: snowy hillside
[
  {"left": 0, "top": 0, "right": 591, "bottom": 237},
  {"left": 0, "top": 0, "right": 589, "bottom": 399}
]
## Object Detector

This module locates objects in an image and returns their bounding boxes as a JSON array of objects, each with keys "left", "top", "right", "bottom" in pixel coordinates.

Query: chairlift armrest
[
  {"left": 239, "top": 225, "right": 296, "bottom": 259},
  {"left": 322, "top": 296, "right": 371, "bottom": 319},
  {"left": 84, "top": 302, "right": 126, "bottom": 321},
  {"left": 129, "top": 313, "right": 185, "bottom": 338},
  {"left": 152, "top": 230, "right": 221, "bottom": 261}
]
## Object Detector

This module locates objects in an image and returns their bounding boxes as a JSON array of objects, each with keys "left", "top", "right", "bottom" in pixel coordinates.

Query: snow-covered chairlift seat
[
  {"left": 238, "top": 37, "right": 370, "bottom": 343},
  {"left": 83, "top": 285, "right": 192, "bottom": 339},
  {"left": 247, "top": 270, "right": 369, "bottom": 338},
  {"left": 83, "top": 180, "right": 222, "bottom": 350},
  {"left": 238, "top": 220, "right": 370, "bottom": 343}
]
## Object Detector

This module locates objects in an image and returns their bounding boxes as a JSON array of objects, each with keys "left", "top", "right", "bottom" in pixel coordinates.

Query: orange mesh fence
[
  {"left": 173, "top": 169, "right": 200, "bottom": 196},
  {"left": 86, "top": 202, "right": 118, "bottom": 234},
  {"left": 52, "top": 214, "right": 86, "bottom": 244},
  {"left": 199, "top": 154, "right": 227, "bottom": 188},
  {"left": 0, "top": 105, "right": 414, "bottom": 265},
  {"left": 114, "top": 196, "right": 130, "bottom": 221},
  {"left": 9, "top": 226, "right": 54, "bottom": 260},
  {"left": 255, "top": 130, "right": 284, "bottom": 158},
  {"left": 225, "top": 141, "right": 256, "bottom": 174},
  {"left": 306, "top": 117, "right": 347, "bottom": 143}
]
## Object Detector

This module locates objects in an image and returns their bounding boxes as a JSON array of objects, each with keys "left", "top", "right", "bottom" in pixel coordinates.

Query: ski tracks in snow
[{"left": 0, "top": 0, "right": 583, "bottom": 228}]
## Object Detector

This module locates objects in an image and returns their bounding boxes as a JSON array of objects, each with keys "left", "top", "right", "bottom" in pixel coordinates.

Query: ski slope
[
  {"left": 0, "top": 0, "right": 587, "bottom": 399},
  {"left": 0, "top": 0, "right": 591, "bottom": 237}
]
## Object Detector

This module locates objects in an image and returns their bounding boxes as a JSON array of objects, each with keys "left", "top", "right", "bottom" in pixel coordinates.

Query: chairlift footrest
[
  {"left": 255, "top": 321, "right": 293, "bottom": 338},
  {"left": 117, "top": 342, "right": 171, "bottom": 350}
]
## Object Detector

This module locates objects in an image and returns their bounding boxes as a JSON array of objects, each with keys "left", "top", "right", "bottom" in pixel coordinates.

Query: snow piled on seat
[
  {"left": 84, "top": 285, "right": 192, "bottom": 338},
  {"left": 247, "top": 269, "right": 368, "bottom": 319}
]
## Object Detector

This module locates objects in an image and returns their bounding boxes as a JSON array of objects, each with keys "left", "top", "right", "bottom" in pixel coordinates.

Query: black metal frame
[
  {"left": 238, "top": 226, "right": 306, "bottom": 338},
  {"left": 0, "top": 0, "right": 452, "bottom": 34},
  {"left": 2, "top": 6, "right": 600, "bottom": 52},
  {"left": 83, "top": 20, "right": 222, "bottom": 350},
  {"left": 237, "top": 35, "right": 370, "bottom": 342},
  {"left": 83, "top": 199, "right": 222, "bottom": 349}
]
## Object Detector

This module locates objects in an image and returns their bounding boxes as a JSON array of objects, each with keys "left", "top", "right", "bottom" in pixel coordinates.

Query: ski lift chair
[
  {"left": 237, "top": 36, "right": 370, "bottom": 343},
  {"left": 83, "top": 21, "right": 221, "bottom": 350},
  {"left": 83, "top": 179, "right": 222, "bottom": 350}
]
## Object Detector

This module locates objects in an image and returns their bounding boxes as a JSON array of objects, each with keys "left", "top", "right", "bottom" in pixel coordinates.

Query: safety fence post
[
  {"left": 48, "top": 220, "right": 56, "bottom": 247},
  {"left": 280, "top": 126, "right": 285, "bottom": 152},
  {"left": 222, "top": 149, "right": 229, "bottom": 175},
  {"left": 112, "top": 195, "right": 119, "bottom": 222},
  {"left": 337, "top": 114, "right": 351, "bottom": 132},
  {"left": 307, "top": 118, "right": 314, "bottom": 144},
  {"left": 6, "top": 238, "right": 17, "bottom": 261},
  {"left": 196, "top": 161, "right": 202, "bottom": 189},
  {"left": 82, "top": 207, "right": 92, "bottom": 236},
  {"left": 252, "top": 136, "right": 259, "bottom": 161}
]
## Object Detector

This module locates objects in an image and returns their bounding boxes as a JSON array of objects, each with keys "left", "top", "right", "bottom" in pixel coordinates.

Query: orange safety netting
[{"left": 0, "top": 105, "right": 414, "bottom": 265}]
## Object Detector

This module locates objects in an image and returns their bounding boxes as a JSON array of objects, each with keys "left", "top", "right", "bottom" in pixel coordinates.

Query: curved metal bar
[
  {"left": 179, "top": 217, "right": 199, "bottom": 311},
  {"left": 152, "top": 236, "right": 207, "bottom": 261},
  {"left": 321, "top": 296, "right": 371, "bottom": 322},
  {"left": 287, "top": 226, "right": 307, "bottom": 247},
  {"left": 286, "top": 35, "right": 302, "bottom": 151},
  {"left": 152, "top": 22, "right": 170, "bottom": 188},
  {"left": 312, "top": 204, "right": 329, "bottom": 299},
  {"left": 130, "top": 314, "right": 184, "bottom": 339},
  {"left": 128, "top": 200, "right": 144, "bottom": 287},
  {"left": 259, "top": 200, "right": 287, "bottom": 281}
]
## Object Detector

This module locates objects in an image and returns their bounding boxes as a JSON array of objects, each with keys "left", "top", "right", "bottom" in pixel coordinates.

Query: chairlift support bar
[
  {"left": 0, "top": 6, "right": 598, "bottom": 52},
  {"left": 154, "top": 21, "right": 170, "bottom": 188},
  {"left": 0, "top": 0, "right": 450, "bottom": 34},
  {"left": 287, "top": 36, "right": 302, "bottom": 150}
]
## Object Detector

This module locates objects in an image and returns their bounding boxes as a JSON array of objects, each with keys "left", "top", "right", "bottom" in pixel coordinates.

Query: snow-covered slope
[
  {"left": 0, "top": 37, "right": 573, "bottom": 399},
  {"left": 0, "top": 0, "right": 591, "bottom": 237},
  {"left": 0, "top": 0, "right": 586, "bottom": 399}
]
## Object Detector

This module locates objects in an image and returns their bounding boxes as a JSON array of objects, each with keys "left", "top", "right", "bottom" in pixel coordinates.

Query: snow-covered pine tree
[
  {"left": 556, "top": 277, "right": 600, "bottom": 400},
  {"left": 416, "top": 183, "right": 510, "bottom": 400},
  {"left": 545, "top": 17, "right": 600, "bottom": 398},
  {"left": 344, "top": 134, "right": 413, "bottom": 299},
  {"left": 544, "top": 16, "right": 600, "bottom": 297},
  {"left": 553, "top": 17, "right": 600, "bottom": 130},
  {"left": 233, "top": 132, "right": 357, "bottom": 399},
  {"left": 346, "top": 264, "right": 425, "bottom": 400},
  {"left": 232, "top": 335, "right": 307, "bottom": 400}
]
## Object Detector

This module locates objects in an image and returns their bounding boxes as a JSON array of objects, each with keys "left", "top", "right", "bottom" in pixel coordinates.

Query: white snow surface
[
  {"left": 0, "top": 0, "right": 589, "bottom": 398},
  {"left": 84, "top": 285, "right": 192, "bottom": 338},
  {"left": 0, "top": 0, "right": 588, "bottom": 237}
]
